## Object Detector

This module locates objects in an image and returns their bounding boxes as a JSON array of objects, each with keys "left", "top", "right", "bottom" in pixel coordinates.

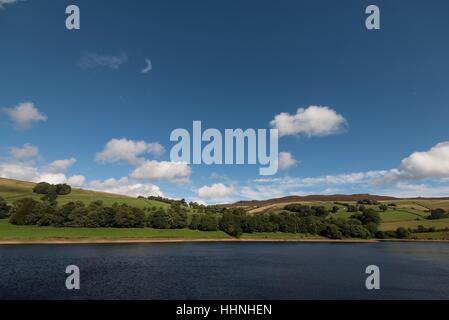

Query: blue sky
[{"left": 1, "top": 0, "right": 449, "bottom": 203}]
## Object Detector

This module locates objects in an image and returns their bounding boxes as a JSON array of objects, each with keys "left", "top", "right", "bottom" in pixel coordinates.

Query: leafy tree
[
  {"left": 395, "top": 227, "right": 411, "bottom": 239},
  {"left": 198, "top": 214, "right": 218, "bottom": 231},
  {"left": 150, "top": 209, "right": 171, "bottom": 229},
  {"left": 169, "top": 203, "right": 188, "bottom": 229},
  {"left": 352, "top": 209, "right": 381, "bottom": 226},
  {"left": 312, "top": 206, "right": 329, "bottom": 218},
  {"left": 427, "top": 208, "right": 448, "bottom": 220},
  {"left": 33, "top": 182, "right": 52, "bottom": 194},
  {"left": 56, "top": 184, "right": 72, "bottom": 195},
  {"left": 172, "top": 211, "right": 188, "bottom": 228},
  {"left": 331, "top": 206, "right": 340, "bottom": 214},
  {"left": 66, "top": 206, "right": 88, "bottom": 227},
  {"left": 320, "top": 224, "right": 343, "bottom": 239},
  {"left": 220, "top": 211, "right": 243, "bottom": 237},
  {"left": 0, "top": 197, "right": 10, "bottom": 219},
  {"left": 189, "top": 214, "right": 201, "bottom": 230},
  {"left": 9, "top": 198, "right": 40, "bottom": 225}
]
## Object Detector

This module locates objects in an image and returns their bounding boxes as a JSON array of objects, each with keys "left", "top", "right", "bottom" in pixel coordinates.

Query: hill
[
  {"left": 0, "top": 178, "right": 170, "bottom": 209},
  {"left": 229, "top": 194, "right": 399, "bottom": 208}
]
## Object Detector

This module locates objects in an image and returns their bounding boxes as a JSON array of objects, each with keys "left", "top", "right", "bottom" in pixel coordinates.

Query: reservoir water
[{"left": 0, "top": 242, "right": 448, "bottom": 300}]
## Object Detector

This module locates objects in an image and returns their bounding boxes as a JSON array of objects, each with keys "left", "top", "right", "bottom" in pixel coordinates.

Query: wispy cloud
[
  {"left": 141, "top": 58, "right": 152, "bottom": 74},
  {"left": 0, "top": 0, "right": 21, "bottom": 9},
  {"left": 79, "top": 52, "right": 128, "bottom": 69},
  {"left": 9, "top": 143, "right": 39, "bottom": 159}
]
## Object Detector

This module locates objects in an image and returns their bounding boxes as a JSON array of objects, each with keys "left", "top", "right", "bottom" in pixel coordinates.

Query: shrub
[
  {"left": 427, "top": 208, "right": 448, "bottom": 220},
  {"left": 320, "top": 224, "right": 343, "bottom": 239},
  {"left": 395, "top": 227, "right": 411, "bottom": 239}
]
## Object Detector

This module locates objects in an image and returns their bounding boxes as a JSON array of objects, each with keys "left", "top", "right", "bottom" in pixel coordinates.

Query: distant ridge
[{"left": 228, "top": 194, "right": 449, "bottom": 207}]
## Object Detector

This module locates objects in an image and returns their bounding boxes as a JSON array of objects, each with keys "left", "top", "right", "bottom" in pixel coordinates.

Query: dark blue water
[{"left": 0, "top": 242, "right": 448, "bottom": 300}]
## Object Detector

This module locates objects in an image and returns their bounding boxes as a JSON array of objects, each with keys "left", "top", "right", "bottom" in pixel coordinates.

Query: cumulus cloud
[
  {"left": 79, "top": 52, "right": 128, "bottom": 69},
  {"left": 89, "top": 177, "right": 163, "bottom": 197},
  {"left": 278, "top": 152, "right": 298, "bottom": 170},
  {"left": 46, "top": 158, "right": 76, "bottom": 173},
  {"left": 375, "top": 142, "right": 449, "bottom": 184},
  {"left": 0, "top": 161, "right": 85, "bottom": 186},
  {"left": 2, "top": 102, "right": 47, "bottom": 130},
  {"left": 141, "top": 58, "right": 152, "bottom": 74},
  {"left": 198, "top": 183, "right": 235, "bottom": 200},
  {"left": 35, "top": 173, "right": 68, "bottom": 185},
  {"left": 399, "top": 142, "right": 449, "bottom": 179},
  {"left": 270, "top": 106, "right": 347, "bottom": 137},
  {"left": 9, "top": 143, "right": 39, "bottom": 159},
  {"left": 67, "top": 175, "right": 86, "bottom": 187},
  {"left": 131, "top": 160, "right": 191, "bottom": 183},
  {"left": 95, "top": 138, "right": 165, "bottom": 165},
  {"left": 0, "top": 163, "right": 39, "bottom": 181}
]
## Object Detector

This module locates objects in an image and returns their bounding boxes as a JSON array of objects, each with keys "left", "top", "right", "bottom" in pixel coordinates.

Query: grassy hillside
[
  {"left": 0, "top": 178, "right": 170, "bottom": 209},
  {"left": 243, "top": 199, "right": 449, "bottom": 233}
]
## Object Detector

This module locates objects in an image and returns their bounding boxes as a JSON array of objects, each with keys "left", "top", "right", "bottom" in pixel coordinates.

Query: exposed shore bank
[{"left": 1, "top": 237, "right": 448, "bottom": 245}]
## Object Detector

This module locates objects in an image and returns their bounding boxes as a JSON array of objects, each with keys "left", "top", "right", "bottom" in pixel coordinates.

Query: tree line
[{"left": 2, "top": 184, "right": 447, "bottom": 239}]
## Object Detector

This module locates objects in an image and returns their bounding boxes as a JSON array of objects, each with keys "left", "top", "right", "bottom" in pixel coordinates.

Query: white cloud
[
  {"left": 67, "top": 175, "right": 86, "bottom": 187},
  {"left": 95, "top": 138, "right": 165, "bottom": 165},
  {"left": 0, "top": 163, "right": 39, "bottom": 181},
  {"left": 46, "top": 158, "right": 76, "bottom": 173},
  {"left": 399, "top": 142, "right": 449, "bottom": 179},
  {"left": 278, "top": 152, "right": 298, "bottom": 170},
  {"left": 9, "top": 143, "right": 39, "bottom": 159},
  {"left": 79, "top": 52, "right": 128, "bottom": 69},
  {"left": 381, "top": 182, "right": 449, "bottom": 198},
  {"left": 131, "top": 160, "right": 191, "bottom": 182},
  {"left": 141, "top": 58, "right": 152, "bottom": 74},
  {"left": 2, "top": 102, "right": 47, "bottom": 130},
  {"left": 0, "top": 0, "right": 20, "bottom": 9},
  {"left": 374, "top": 142, "right": 449, "bottom": 184},
  {"left": 198, "top": 183, "right": 235, "bottom": 200},
  {"left": 89, "top": 177, "right": 163, "bottom": 197},
  {"left": 35, "top": 173, "right": 68, "bottom": 185},
  {"left": 270, "top": 106, "right": 347, "bottom": 137}
]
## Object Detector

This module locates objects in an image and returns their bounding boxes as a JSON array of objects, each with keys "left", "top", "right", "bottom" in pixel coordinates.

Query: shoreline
[{"left": 0, "top": 237, "right": 448, "bottom": 245}]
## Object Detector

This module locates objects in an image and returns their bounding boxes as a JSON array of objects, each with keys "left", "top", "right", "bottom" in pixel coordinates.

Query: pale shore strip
[
  {"left": 0, "top": 238, "right": 448, "bottom": 245},
  {"left": 0, "top": 238, "right": 377, "bottom": 245}
]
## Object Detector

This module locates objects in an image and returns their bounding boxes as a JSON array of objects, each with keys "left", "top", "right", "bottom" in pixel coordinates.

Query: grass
[
  {"left": 378, "top": 209, "right": 427, "bottom": 222},
  {"left": 380, "top": 218, "right": 449, "bottom": 231},
  {"left": 411, "top": 231, "right": 449, "bottom": 240},
  {"left": 0, "top": 219, "right": 230, "bottom": 240},
  {"left": 0, "top": 177, "right": 170, "bottom": 209}
]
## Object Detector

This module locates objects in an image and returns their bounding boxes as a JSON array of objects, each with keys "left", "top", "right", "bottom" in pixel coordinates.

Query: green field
[
  {"left": 0, "top": 219, "right": 326, "bottom": 241},
  {"left": 410, "top": 231, "right": 449, "bottom": 240},
  {"left": 0, "top": 177, "right": 169, "bottom": 209},
  {"left": 0, "top": 219, "right": 229, "bottom": 240}
]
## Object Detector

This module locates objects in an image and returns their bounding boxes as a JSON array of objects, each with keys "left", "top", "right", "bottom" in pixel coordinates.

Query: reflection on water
[{"left": 0, "top": 242, "right": 448, "bottom": 300}]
